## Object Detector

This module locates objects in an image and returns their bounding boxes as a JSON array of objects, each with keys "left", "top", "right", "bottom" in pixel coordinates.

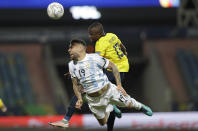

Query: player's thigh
[
  {"left": 87, "top": 103, "right": 106, "bottom": 120},
  {"left": 109, "top": 83, "right": 131, "bottom": 107},
  {"left": 86, "top": 94, "right": 108, "bottom": 119},
  {"left": 87, "top": 101, "right": 112, "bottom": 125}
]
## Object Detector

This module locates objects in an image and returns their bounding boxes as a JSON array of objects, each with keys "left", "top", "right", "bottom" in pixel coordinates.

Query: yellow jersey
[
  {"left": 95, "top": 33, "right": 129, "bottom": 72},
  {"left": 0, "top": 98, "right": 4, "bottom": 108}
]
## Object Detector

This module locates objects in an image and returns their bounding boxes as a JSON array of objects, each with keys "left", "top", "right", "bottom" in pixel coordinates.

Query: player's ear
[
  {"left": 84, "top": 46, "right": 87, "bottom": 51},
  {"left": 78, "top": 45, "right": 83, "bottom": 50},
  {"left": 80, "top": 45, "right": 86, "bottom": 52}
]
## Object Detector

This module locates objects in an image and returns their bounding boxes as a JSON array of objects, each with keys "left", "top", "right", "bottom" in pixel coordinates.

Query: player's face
[
  {"left": 88, "top": 29, "right": 101, "bottom": 43},
  {"left": 68, "top": 44, "right": 81, "bottom": 60}
]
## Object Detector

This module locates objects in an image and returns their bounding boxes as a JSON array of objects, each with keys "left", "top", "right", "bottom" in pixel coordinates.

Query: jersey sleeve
[
  {"left": 117, "top": 38, "right": 122, "bottom": 45},
  {"left": 112, "top": 33, "right": 122, "bottom": 46},
  {"left": 95, "top": 40, "right": 109, "bottom": 56},
  {"left": 95, "top": 54, "right": 110, "bottom": 69},
  {"left": 68, "top": 62, "right": 76, "bottom": 78}
]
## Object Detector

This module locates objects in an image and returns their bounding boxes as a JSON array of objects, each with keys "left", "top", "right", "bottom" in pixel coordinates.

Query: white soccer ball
[{"left": 47, "top": 2, "right": 64, "bottom": 20}]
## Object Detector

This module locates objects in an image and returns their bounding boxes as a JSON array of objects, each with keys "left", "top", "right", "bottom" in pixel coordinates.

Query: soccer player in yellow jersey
[
  {"left": 0, "top": 98, "right": 7, "bottom": 112},
  {"left": 88, "top": 22, "right": 129, "bottom": 131},
  {"left": 95, "top": 33, "right": 129, "bottom": 71},
  {"left": 89, "top": 22, "right": 129, "bottom": 73}
]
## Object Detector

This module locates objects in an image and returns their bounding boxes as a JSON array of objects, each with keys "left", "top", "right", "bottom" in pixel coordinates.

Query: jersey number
[
  {"left": 119, "top": 93, "right": 128, "bottom": 103},
  {"left": 113, "top": 42, "right": 124, "bottom": 59},
  {"left": 79, "top": 69, "right": 85, "bottom": 77}
]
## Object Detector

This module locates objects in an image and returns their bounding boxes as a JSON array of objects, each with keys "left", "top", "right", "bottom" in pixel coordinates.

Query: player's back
[{"left": 95, "top": 33, "right": 129, "bottom": 72}]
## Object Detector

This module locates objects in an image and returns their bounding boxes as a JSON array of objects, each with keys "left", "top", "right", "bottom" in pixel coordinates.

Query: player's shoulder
[
  {"left": 102, "top": 33, "right": 118, "bottom": 42},
  {"left": 68, "top": 60, "right": 74, "bottom": 67},
  {"left": 101, "top": 33, "right": 117, "bottom": 40},
  {"left": 106, "top": 33, "right": 117, "bottom": 37},
  {"left": 86, "top": 53, "right": 100, "bottom": 58},
  {"left": 97, "top": 33, "right": 115, "bottom": 44},
  {"left": 86, "top": 53, "right": 103, "bottom": 61}
]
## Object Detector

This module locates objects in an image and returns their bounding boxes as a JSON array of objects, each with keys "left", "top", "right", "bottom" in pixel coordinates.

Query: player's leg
[
  {"left": 48, "top": 95, "right": 78, "bottom": 128},
  {"left": 104, "top": 69, "right": 122, "bottom": 118},
  {"left": 93, "top": 105, "right": 113, "bottom": 126},
  {"left": 103, "top": 70, "right": 119, "bottom": 131},
  {"left": 64, "top": 95, "right": 78, "bottom": 121},
  {"left": 87, "top": 94, "right": 114, "bottom": 127},
  {"left": 109, "top": 83, "right": 153, "bottom": 116},
  {"left": 95, "top": 114, "right": 108, "bottom": 126},
  {"left": 107, "top": 111, "right": 115, "bottom": 131}
]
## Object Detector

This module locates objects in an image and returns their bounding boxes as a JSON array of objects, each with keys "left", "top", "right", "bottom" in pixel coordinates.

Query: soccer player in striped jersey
[
  {"left": 49, "top": 39, "right": 152, "bottom": 129},
  {"left": 49, "top": 22, "right": 127, "bottom": 130},
  {"left": 67, "top": 39, "right": 152, "bottom": 127}
]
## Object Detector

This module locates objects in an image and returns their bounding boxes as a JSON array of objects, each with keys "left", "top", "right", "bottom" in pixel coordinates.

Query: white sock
[{"left": 131, "top": 98, "right": 142, "bottom": 110}]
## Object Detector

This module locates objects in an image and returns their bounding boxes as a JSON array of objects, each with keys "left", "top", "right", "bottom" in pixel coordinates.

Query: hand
[
  {"left": 76, "top": 99, "right": 83, "bottom": 109},
  {"left": 117, "top": 85, "right": 128, "bottom": 96},
  {"left": 64, "top": 72, "right": 71, "bottom": 79}
]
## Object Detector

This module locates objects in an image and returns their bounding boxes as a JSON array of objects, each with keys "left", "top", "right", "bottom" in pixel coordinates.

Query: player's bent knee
[
  {"left": 128, "top": 101, "right": 132, "bottom": 108},
  {"left": 99, "top": 122, "right": 106, "bottom": 126},
  {"left": 98, "top": 118, "right": 107, "bottom": 126}
]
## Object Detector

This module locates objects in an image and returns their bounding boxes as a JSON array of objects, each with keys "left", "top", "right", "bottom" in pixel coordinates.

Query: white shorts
[{"left": 86, "top": 83, "right": 132, "bottom": 119}]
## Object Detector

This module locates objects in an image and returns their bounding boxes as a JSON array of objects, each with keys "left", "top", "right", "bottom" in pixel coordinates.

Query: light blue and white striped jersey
[{"left": 68, "top": 53, "right": 110, "bottom": 94}]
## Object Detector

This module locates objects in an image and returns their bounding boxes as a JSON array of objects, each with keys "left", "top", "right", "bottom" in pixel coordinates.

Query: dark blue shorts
[{"left": 103, "top": 69, "right": 126, "bottom": 85}]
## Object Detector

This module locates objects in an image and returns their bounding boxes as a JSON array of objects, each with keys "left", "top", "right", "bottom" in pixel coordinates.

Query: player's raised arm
[
  {"left": 107, "top": 61, "right": 121, "bottom": 86},
  {"left": 71, "top": 78, "right": 83, "bottom": 109}
]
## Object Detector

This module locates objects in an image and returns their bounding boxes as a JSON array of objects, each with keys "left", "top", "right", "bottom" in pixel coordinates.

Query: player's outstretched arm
[
  {"left": 71, "top": 78, "right": 83, "bottom": 109},
  {"left": 107, "top": 61, "right": 127, "bottom": 96}
]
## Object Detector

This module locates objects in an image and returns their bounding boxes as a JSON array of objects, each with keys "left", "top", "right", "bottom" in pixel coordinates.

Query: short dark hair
[
  {"left": 70, "top": 39, "right": 87, "bottom": 47},
  {"left": 88, "top": 21, "right": 103, "bottom": 31}
]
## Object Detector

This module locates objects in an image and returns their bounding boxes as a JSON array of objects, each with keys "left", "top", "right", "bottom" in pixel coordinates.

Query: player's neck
[{"left": 77, "top": 53, "right": 86, "bottom": 61}]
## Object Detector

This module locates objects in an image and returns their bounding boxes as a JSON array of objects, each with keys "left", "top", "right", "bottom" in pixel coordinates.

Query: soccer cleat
[
  {"left": 113, "top": 105, "right": 122, "bottom": 118},
  {"left": 48, "top": 119, "right": 69, "bottom": 128},
  {"left": 140, "top": 104, "right": 153, "bottom": 116}
]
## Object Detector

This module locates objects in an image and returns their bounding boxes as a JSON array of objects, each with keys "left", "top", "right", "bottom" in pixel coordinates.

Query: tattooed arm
[
  {"left": 71, "top": 78, "right": 83, "bottom": 109},
  {"left": 107, "top": 61, "right": 127, "bottom": 95}
]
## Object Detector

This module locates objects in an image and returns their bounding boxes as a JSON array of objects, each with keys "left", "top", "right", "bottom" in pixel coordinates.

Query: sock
[
  {"left": 64, "top": 95, "right": 78, "bottom": 121},
  {"left": 131, "top": 98, "right": 142, "bottom": 110},
  {"left": 107, "top": 111, "right": 115, "bottom": 131},
  {"left": 113, "top": 105, "right": 119, "bottom": 112}
]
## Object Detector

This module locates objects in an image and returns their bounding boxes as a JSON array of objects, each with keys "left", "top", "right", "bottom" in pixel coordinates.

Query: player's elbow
[{"left": 107, "top": 61, "right": 116, "bottom": 69}]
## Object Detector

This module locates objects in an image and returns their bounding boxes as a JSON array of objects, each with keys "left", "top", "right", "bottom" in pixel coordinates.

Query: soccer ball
[{"left": 47, "top": 2, "right": 64, "bottom": 20}]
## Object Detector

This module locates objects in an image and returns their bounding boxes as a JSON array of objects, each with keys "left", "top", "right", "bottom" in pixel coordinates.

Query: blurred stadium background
[{"left": 0, "top": 0, "right": 198, "bottom": 130}]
